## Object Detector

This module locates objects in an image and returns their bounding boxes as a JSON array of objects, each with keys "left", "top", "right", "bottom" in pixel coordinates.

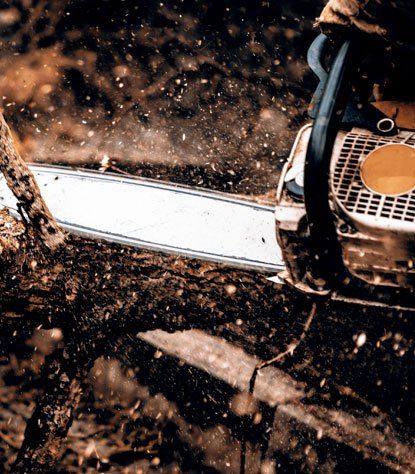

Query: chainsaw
[{"left": 0, "top": 35, "right": 414, "bottom": 310}]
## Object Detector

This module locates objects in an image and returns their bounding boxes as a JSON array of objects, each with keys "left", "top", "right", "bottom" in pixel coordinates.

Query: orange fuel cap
[{"left": 361, "top": 143, "right": 415, "bottom": 196}]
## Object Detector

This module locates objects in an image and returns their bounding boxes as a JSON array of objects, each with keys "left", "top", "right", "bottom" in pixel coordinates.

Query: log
[
  {"left": 1, "top": 204, "right": 302, "bottom": 471},
  {"left": 0, "top": 218, "right": 285, "bottom": 334}
]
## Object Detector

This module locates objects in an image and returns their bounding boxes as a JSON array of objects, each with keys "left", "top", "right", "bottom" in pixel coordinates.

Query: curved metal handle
[
  {"left": 304, "top": 40, "right": 356, "bottom": 287},
  {"left": 307, "top": 34, "right": 330, "bottom": 118}
]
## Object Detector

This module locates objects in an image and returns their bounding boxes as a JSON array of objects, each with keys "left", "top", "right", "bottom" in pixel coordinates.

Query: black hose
[{"left": 304, "top": 40, "right": 356, "bottom": 287}]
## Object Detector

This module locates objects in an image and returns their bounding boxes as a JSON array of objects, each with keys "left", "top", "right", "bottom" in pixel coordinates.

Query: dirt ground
[{"left": 2, "top": 1, "right": 415, "bottom": 473}]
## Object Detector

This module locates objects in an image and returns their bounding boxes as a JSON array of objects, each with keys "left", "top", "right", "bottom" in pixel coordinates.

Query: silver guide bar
[{"left": 0, "top": 165, "right": 285, "bottom": 273}]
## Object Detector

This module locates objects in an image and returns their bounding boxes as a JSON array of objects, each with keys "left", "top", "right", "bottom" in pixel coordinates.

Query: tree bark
[
  {"left": 0, "top": 112, "right": 66, "bottom": 250},
  {"left": 12, "top": 345, "right": 89, "bottom": 473}
]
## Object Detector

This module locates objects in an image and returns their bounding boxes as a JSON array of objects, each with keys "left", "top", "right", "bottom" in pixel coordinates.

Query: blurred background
[{"left": 0, "top": 0, "right": 322, "bottom": 194}]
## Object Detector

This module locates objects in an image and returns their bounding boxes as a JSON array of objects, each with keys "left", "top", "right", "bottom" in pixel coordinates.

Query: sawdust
[{"left": 0, "top": 0, "right": 321, "bottom": 194}]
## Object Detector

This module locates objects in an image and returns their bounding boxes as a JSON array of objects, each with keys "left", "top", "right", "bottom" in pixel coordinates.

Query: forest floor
[{"left": 1, "top": 1, "right": 415, "bottom": 473}]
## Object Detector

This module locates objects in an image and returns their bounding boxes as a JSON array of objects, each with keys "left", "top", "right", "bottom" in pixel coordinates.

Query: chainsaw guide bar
[{"left": 0, "top": 164, "right": 285, "bottom": 273}]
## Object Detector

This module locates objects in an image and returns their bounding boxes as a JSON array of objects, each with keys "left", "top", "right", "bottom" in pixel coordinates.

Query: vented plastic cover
[{"left": 331, "top": 129, "right": 415, "bottom": 230}]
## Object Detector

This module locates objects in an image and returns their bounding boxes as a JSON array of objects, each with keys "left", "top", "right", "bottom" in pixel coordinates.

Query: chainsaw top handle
[{"left": 304, "top": 38, "right": 358, "bottom": 288}]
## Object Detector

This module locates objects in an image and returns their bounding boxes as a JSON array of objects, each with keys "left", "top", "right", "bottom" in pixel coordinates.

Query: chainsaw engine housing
[
  {"left": 275, "top": 35, "right": 415, "bottom": 309},
  {"left": 276, "top": 125, "right": 415, "bottom": 306}
]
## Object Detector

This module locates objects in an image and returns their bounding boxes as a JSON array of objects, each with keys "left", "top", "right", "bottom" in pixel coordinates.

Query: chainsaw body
[{"left": 276, "top": 35, "right": 415, "bottom": 309}]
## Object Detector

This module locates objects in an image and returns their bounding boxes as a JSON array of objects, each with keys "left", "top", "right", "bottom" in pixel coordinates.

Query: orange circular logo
[{"left": 361, "top": 144, "right": 415, "bottom": 196}]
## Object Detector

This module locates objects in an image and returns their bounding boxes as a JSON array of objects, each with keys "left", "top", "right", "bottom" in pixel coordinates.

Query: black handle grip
[
  {"left": 307, "top": 34, "right": 330, "bottom": 118},
  {"left": 304, "top": 40, "right": 356, "bottom": 287}
]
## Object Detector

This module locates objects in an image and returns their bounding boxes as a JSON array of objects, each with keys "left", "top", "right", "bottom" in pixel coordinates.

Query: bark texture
[
  {"left": 12, "top": 348, "right": 88, "bottom": 473},
  {"left": 0, "top": 112, "right": 66, "bottom": 250}
]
